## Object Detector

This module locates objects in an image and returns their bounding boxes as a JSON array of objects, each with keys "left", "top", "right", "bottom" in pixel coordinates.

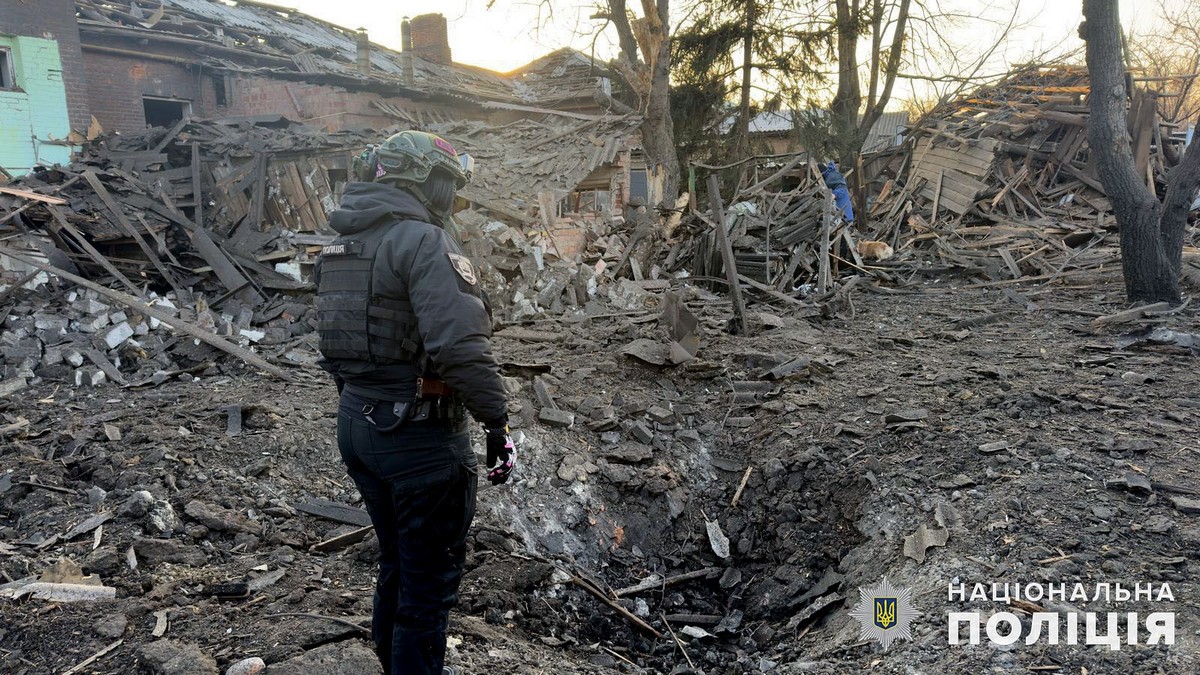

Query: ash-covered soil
[{"left": 2, "top": 280, "right": 1198, "bottom": 674}]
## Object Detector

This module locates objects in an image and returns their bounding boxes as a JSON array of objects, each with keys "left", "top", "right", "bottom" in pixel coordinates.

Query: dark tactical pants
[{"left": 337, "top": 391, "right": 477, "bottom": 675}]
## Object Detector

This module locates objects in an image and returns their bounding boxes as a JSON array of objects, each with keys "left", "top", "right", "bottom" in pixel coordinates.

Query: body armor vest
[{"left": 317, "top": 229, "right": 420, "bottom": 364}]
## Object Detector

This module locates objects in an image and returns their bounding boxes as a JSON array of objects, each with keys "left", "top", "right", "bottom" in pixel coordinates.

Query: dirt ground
[{"left": 2, "top": 275, "right": 1198, "bottom": 674}]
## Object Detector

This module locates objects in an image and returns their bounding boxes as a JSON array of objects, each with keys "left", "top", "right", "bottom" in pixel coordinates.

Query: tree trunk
[
  {"left": 734, "top": 0, "right": 756, "bottom": 178},
  {"left": 1083, "top": 0, "right": 1181, "bottom": 304},
  {"left": 644, "top": 0, "right": 680, "bottom": 208},
  {"left": 1160, "top": 128, "right": 1200, "bottom": 278},
  {"left": 831, "top": 0, "right": 861, "bottom": 164},
  {"left": 608, "top": 0, "right": 680, "bottom": 209}
]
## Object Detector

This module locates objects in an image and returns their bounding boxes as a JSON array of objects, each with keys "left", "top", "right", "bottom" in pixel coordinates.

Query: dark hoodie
[{"left": 317, "top": 183, "right": 507, "bottom": 424}]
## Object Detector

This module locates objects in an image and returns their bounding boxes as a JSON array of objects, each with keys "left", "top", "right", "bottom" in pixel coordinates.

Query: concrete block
[
  {"left": 538, "top": 408, "right": 575, "bottom": 428},
  {"left": 74, "top": 368, "right": 106, "bottom": 387},
  {"left": 0, "top": 376, "right": 28, "bottom": 397},
  {"left": 101, "top": 321, "right": 133, "bottom": 349},
  {"left": 33, "top": 313, "right": 69, "bottom": 332},
  {"left": 76, "top": 313, "right": 110, "bottom": 333},
  {"left": 63, "top": 347, "right": 84, "bottom": 367},
  {"left": 646, "top": 405, "right": 675, "bottom": 424},
  {"left": 42, "top": 344, "right": 64, "bottom": 366},
  {"left": 630, "top": 421, "right": 654, "bottom": 444}
]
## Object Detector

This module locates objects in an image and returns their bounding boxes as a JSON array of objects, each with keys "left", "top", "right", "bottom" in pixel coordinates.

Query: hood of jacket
[{"left": 327, "top": 182, "right": 433, "bottom": 235}]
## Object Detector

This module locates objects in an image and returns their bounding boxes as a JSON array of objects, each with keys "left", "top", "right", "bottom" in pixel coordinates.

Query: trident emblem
[{"left": 874, "top": 597, "right": 897, "bottom": 629}]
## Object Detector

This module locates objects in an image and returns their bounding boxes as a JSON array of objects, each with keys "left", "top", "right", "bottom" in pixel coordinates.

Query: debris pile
[{"left": 860, "top": 66, "right": 1195, "bottom": 280}]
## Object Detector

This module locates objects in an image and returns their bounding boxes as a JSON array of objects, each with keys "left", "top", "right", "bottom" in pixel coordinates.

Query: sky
[{"left": 274, "top": 0, "right": 1167, "bottom": 96}]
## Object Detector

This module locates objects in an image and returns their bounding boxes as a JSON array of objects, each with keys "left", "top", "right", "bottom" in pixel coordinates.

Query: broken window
[
  {"left": 143, "top": 97, "right": 191, "bottom": 128},
  {"left": 0, "top": 48, "right": 15, "bottom": 90},
  {"left": 629, "top": 168, "right": 648, "bottom": 205},
  {"left": 212, "top": 75, "right": 228, "bottom": 107}
]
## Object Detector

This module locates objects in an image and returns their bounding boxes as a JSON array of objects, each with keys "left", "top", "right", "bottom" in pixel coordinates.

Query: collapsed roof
[{"left": 75, "top": 0, "right": 615, "bottom": 109}]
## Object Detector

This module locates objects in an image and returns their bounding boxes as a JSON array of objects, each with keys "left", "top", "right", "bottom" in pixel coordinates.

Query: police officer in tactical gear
[{"left": 315, "top": 130, "right": 516, "bottom": 675}]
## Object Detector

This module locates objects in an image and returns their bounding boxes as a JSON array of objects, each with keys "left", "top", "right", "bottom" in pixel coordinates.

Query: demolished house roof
[
  {"left": 427, "top": 115, "right": 643, "bottom": 222},
  {"left": 76, "top": 0, "right": 614, "bottom": 108}
]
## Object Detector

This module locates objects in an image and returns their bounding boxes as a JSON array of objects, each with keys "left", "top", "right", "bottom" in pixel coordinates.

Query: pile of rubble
[
  {"left": 859, "top": 65, "right": 1197, "bottom": 280},
  {"left": 1, "top": 116, "right": 681, "bottom": 396}
]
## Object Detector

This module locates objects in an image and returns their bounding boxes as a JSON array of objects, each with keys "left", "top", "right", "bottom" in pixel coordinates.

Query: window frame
[{"left": 0, "top": 47, "right": 17, "bottom": 90}]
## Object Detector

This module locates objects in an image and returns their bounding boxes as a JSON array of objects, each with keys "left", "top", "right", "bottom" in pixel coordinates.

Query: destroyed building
[{"left": 1, "top": 0, "right": 647, "bottom": 260}]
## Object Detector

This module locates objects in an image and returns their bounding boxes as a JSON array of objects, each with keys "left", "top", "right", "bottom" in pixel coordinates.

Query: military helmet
[{"left": 355, "top": 130, "right": 473, "bottom": 188}]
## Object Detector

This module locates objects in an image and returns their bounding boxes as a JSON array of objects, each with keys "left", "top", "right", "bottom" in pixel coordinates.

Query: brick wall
[
  {"left": 0, "top": 0, "right": 89, "bottom": 131},
  {"left": 82, "top": 51, "right": 202, "bottom": 134},
  {"left": 410, "top": 14, "right": 452, "bottom": 65},
  {"left": 224, "top": 74, "right": 457, "bottom": 133}
]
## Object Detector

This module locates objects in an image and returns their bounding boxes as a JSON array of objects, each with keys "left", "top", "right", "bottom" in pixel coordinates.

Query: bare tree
[
  {"left": 487, "top": 0, "right": 680, "bottom": 208},
  {"left": 1126, "top": 0, "right": 1200, "bottom": 124},
  {"left": 1083, "top": 0, "right": 1200, "bottom": 304},
  {"left": 594, "top": 0, "right": 680, "bottom": 209},
  {"left": 829, "top": 0, "right": 911, "bottom": 165}
]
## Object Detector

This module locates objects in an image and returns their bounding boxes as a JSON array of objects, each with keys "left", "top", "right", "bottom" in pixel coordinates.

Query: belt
[
  {"left": 418, "top": 377, "right": 451, "bottom": 398},
  {"left": 361, "top": 378, "right": 460, "bottom": 432}
]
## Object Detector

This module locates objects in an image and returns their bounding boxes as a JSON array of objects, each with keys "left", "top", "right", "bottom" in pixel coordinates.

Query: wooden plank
[
  {"left": 81, "top": 170, "right": 185, "bottom": 296},
  {"left": 191, "top": 141, "right": 205, "bottom": 232},
  {"left": 707, "top": 175, "right": 749, "bottom": 336},
  {"left": 912, "top": 150, "right": 994, "bottom": 179},
  {"left": 818, "top": 190, "right": 833, "bottom": 293},
  {"left": 998, "top": 247, "right": 1022, "bottom": 279},
  {"left": 156, "top": 188, "right": 264, "bottom": 305},
  {"left": 0, "top": 186, "right": 68, "bottom": 205},
  {"left": 0, "top": 245, "right": 292, "bottom": 380},
  {"left": 914, "top": 144, "right": 996, "bottom": 172},
  {"left": 292, "top": 499, "right": 373, "bottom": 527},
  {"left": 43, "top": 205, "right": 145, "bottom": 296},
  {"left": 930, "top": 170, "right": 944, "bottom": 217},
  {"left": 152, "top": 116, "right": 191, "bottom": 153}
]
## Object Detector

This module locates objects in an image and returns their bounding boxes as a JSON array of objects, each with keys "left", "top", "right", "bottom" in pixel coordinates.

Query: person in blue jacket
[{"left": 819, "top": 161, "right": 855, "bottom": 224}]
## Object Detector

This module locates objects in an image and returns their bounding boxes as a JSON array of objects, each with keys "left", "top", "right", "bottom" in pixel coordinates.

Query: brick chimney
[
  {"left": 399, "top": 16, "right": 414, "bottom": 85},
  {"left": 409, "top": 13, "right": 451, "bottom": 65},
  {"left": 355, "top": 28, "right": 371, "bottom": 74}
]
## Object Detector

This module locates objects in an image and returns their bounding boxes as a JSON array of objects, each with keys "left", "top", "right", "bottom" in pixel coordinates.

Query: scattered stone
[
  {"left": 1141, "top": 515, "right": 1176, "bottom": 534},
  {"left": 87, "top": 486, "right": 108, "bottom": 504},
  {"left": 602, "top": 443, "right": 653, "bottom": 463},
  {"left": 646, "top": 405, "right": 674, "bottom": 424},
  {"left": 184, "top": 500, "right": 255, "bottom": 533},
  {"left": 977, "top": 440, "right": 1009, "bottom": 454},
  {"left": 100, "top": 321, "right": 134, "bottom": 349},
  {"left": 74, "top": 368, "right": 106, "bottom": 387},
  {"left": 1170, "top": 496, "right": 1200, "bottom": 515},
  {"left": 133, "top": 538, "right": 207, "bottom": 567},
  {"left": 103, "top": 423, "right": 122, "bottom": 441},
  {"left": 884, "top": 408, "right": 930, "bottom": 423},
  {"left": 936, "top": 474, "right": 975, "bottom": 489},
  {"left": 630, "top": 421, "right": 654, "bottom": 444},
  {"left": 538, "top": 408, "right": 575, "bottom": 428},
  {"left": 94, "top": 612, "right": 128, "bottom": 638},
  {"left": 265, "top": 640, "right": 382, "bottom": 675},
  {"left": 0, "top": 377, "right": 28, "bottom": 397},
  {"left": 138, "top": 639, "right": 219, "bottom": 675},
  {"left": 225, "top": 657, "right": 267, "bottom": 675},
  {"left": 120, "top": 490, "right": 156, "bottom": 518},
  {"left": 146, "top": 500, "right": 180, "bottom": 535}
]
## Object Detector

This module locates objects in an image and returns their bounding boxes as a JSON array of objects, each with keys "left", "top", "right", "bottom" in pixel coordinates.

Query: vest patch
[
  {"left": 448, "top": 253, "right": 477, "bottom": 286},
  {"left": 321, "top": 241, "right": 363, "bottom": 257}
]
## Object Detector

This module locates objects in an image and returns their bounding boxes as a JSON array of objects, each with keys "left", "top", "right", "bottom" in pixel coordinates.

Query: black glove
[{"left": 484, "top": 421, "right": 516, "bottom": 485}]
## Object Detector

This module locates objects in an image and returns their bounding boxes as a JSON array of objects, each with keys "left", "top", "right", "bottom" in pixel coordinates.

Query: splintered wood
[{"left": 855, "top": 65, "right": 1191, "bottom": 283}]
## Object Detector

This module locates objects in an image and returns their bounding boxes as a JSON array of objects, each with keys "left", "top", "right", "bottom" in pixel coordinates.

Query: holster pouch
[{"left": 362, "top": 402, "right": 410, "bottom": 433}]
